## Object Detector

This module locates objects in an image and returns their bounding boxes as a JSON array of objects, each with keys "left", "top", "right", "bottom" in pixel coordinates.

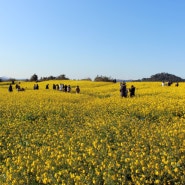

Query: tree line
[{"left": 30, "top": 74, "right": 116, "bottom": 82}]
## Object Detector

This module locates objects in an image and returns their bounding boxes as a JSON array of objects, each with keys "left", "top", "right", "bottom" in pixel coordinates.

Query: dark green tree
[
  {"left": 56, "top": 74, "right": 69, "bottom": 80},
  {"left": 94, "top": 75, "right": 113, "bottom": 82},
  {"left": 30, "top": 74, "right": 38, "bottom": 82}
]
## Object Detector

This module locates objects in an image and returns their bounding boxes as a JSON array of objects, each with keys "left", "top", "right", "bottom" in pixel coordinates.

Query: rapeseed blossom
[{"left": 0, "top": 81, "right": 184, "bottom": 184}]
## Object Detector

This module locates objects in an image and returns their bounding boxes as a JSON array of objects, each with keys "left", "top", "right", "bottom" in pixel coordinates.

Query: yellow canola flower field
[{"left": 0, "top": 80, "right": 184, "bottom": 185}]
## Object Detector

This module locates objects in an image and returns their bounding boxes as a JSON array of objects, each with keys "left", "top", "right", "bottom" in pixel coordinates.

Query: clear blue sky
[{"left": 0, "top": 0, "right": 185, "bottom": 80}]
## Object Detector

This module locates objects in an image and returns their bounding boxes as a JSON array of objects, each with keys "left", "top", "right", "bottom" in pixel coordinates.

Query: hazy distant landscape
[{"left": 1, "top": 72, "right": 184, "bottom": 82}]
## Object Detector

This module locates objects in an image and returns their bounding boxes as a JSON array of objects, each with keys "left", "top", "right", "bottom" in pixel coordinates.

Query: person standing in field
[
  {"left": 129, "top": 85, "right": 136, "bottom": 97},
  {"left": 46, "top": 84, "right": 49, "bottom": 89},
  {"left": 76, "top": 86, "right": 80, "bottom": 94},
  {"left": 56, "top": 84, "right": 59, "bottom": 90},
  {"left": 64, "top": 85, "right": 67, "bottom": 92},
  {"left": 67, "top": 85, "right": 71, "bottom": 92},
  {"left": 59, "top": 84, "right": 64, "bottom": 91},
  {"left": 53, "top": 84, "right": 56, "bottom": 90},
  {"left": 34, "top": 84, "right": 39, "bottom": 90},
  {"left": 8, "top": 84, "right": 13, "bottom": 92},
  {"left": 120, "top": 82, "right": 127, "bottom": 97}
]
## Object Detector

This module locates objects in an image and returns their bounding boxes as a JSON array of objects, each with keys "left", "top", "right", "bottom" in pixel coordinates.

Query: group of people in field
[
  {"left": 33, "top": 84, "right": 39, "bottom": 90},
  {"left": 120, "top": 82, "right": 136, "bottom": 98},
  {"left": 9, "top": 81, "right": 134, "bottom": 97},
  {"left": 8, "top": 83, "right": 25, "bottom": 92},
  {"left": 8, "top": 83, "right": 80, "bottom": 94},
  {"left": 161, "top": 81, "right": 179, "bottom": 87},
  {"left": 15, "top": 84, "right": 25, "bottom": 91},
  {"left": 9, "top": 82, "right": 135, "bottom": 97},
  {"left": 8, "top": 80, "right": 182, "bottom": 99},
  {"left": 45, "top": 83, "right": 80, "bottom": 93}
]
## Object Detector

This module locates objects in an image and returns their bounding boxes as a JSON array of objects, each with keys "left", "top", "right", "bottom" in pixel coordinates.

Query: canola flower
[{"left": 0, "top": 80, "right": 184, "bottom": 184}]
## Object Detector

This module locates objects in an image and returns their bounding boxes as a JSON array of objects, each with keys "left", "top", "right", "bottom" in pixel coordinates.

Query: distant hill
[
  {"left": 0, "top": 76, "right": 26, "bottom": 82},
  {"left": 142, "top": 72, "right": 185, "bottom": 82},
  {"left": 0, "top": 76, "right": 11, "bottom": 81}
]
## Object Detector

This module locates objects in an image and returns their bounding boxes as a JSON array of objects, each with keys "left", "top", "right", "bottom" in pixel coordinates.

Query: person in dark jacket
[
  {"left": 76, "top": 86, "right": 80, "bottom": 93},
  {"left": 120, "top": 82, "right": 127, "bottom": 97},
  {"left": 8, "top": 84, "right": 13, "bottom": 92},
  {"left": 129, "top": 85, "right": 136, "bottom": 97}
]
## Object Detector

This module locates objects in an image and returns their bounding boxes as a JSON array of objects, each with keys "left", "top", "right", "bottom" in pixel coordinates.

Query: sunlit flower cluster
[{"left": 0, "top": 81, "right": 184, "bottom": 184}]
